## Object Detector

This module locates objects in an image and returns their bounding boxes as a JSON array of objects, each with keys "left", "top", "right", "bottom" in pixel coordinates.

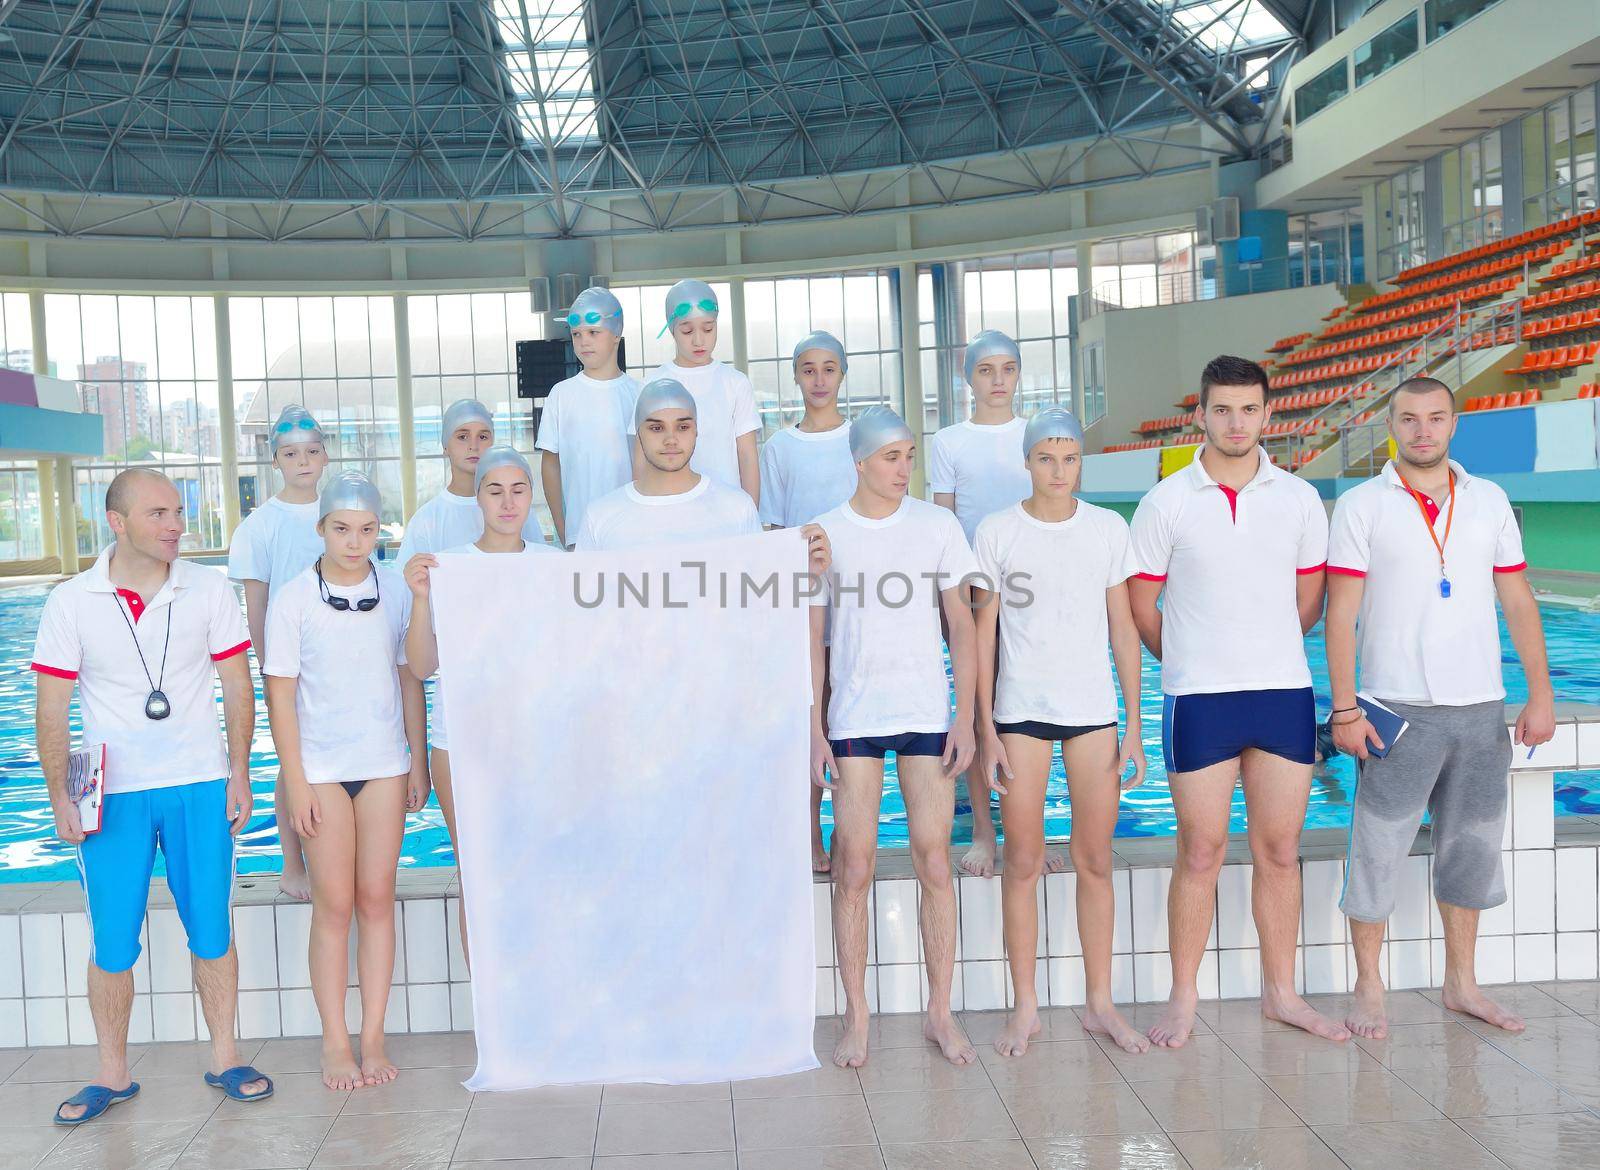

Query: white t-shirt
[
  {"left": 31, "top": 548, "right": 251, "bottom": 794},
  {"left": 816, "top": 496, "right": 981, "bottom": 739},
  {"left": 575, "top": 476, "right": 761, "bottom": 551},
  {"left": 758, "top": 423, "right": 856, "bottom": 528},
  {"left": 227, "top": 496, "right": 323, "bottom": 600},
  {"left": 1327, "top": 460, "right": 1526, "bottom": 705},
  {"left": 536, "top": 371, "right": 641, "bottom": 548},
  {"left": 399, "top": 487, "right": 546, "bottom": 566},
  {"left": 928, "top": 417, "right": 1032, "bottom": 544},
  {"left": 262, "top": 564, "right": 412, "bottom": 784},
  {"left": 426, "top": 540, "right": 562, "bottom": 751},
  {"left": 1129, "top": 447, "right": 1328, "bottom": 696},
  {"left": 636, "top": 360, "right": 759, "bottom": 492},
  {"left": 974, "top": 501, "right": 1138, "bottom": 726}
]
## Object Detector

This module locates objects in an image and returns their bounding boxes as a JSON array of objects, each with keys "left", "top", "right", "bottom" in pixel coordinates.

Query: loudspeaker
[
  {"left": 529, "top": 278, "right": 550, "bottom": 314},
  {"left": 1211, "top": 196, "right": 1241, "bottom": 243}
]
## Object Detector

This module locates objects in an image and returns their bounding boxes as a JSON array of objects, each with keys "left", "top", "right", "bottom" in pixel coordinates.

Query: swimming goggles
[
  {"left": 316, "top": 558, "right": 380, "bottom": 613},
  {"left": 657, "top": 298, "right": 719, "bottom": 336},
  {"left": 275, "top": 416, "right": 320, "bottom": 435},
  {"left": 565, "top": 309, "right": 622, "bottom": 328}
]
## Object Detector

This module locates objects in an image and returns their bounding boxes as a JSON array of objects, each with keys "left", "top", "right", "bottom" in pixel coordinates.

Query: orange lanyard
[{"left": 1395, "top": 468, "right": 1455, "bottom": 580}]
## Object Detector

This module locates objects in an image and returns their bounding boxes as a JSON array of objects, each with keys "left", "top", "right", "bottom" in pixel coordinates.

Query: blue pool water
[{"left": 0, "top": 582, "right": 1596, "bottom": 878}]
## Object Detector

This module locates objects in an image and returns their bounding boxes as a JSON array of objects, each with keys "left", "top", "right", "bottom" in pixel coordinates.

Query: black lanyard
[{"left": 113, "top": 592, "right": 173, "bottom": 720}]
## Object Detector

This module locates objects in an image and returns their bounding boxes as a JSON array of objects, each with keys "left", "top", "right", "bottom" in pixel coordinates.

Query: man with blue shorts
[
  {"left": 1129, "top": 355, "right": 1347, "bottom": 1048},
  {"left": 33, "top": 468, "right": 272, "bottom": 1124}
]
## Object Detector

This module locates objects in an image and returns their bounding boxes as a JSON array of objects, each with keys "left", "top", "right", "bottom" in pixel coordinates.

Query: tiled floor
[{"left": 4, "top": 985, "right": 1600, "bottom": 1169}]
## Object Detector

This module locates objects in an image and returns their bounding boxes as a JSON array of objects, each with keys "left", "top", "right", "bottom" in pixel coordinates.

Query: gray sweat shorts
[{"left": 1340, "top": 700, "right": 1512, "bottom": 923}]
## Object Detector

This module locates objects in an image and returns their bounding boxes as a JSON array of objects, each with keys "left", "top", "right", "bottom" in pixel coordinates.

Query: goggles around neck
[
  {"left": 316, "top": 558, "right": 380, "bottom": 612},
  {"left": 657, "top": 298, "right": 719, "bottom": 337}
]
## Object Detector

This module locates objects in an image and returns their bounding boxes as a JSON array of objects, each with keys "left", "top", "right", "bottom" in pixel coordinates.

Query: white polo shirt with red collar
[
  {"left": 1129, "top": 446, "right": 1327, "bottom": 696},
  {"left": 1327, "top": 459, "right": 1526, "bottom": 706},
  {"left": 32, "top": 546, "right": 252, "bottom": 794}
]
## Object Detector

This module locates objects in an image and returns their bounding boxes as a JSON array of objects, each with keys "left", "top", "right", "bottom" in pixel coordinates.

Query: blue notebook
[{"left": 1356, "top": 697, "right": 1410, "bottom": 759}]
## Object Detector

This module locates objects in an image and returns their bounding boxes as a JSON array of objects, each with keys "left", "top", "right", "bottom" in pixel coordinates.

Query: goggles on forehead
[
  {"left": 657, "top": 298, "right": 719, "bottom": 337},
  {"left": 566, "top": 309, "right": 622, "bottom": 327},
  {"left": 275, "top": 417, "right": 320, "bottom": 436}
]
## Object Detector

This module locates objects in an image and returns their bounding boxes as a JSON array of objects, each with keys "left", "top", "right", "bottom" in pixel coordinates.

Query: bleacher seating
[
  {"left": 1391, "top": 208, "right": 1600, "bottom": 285},
  {"left": 1354, "top": 242, "right": 1564, "bottom": 314},
  {"left": 1536, "top": 252, "right": 1600, "bottom": 284},
  {"left": 1578, "top": 383, "right": 1598, "bottom": 398},
  {"left": 1268, "top": 332, "right": 1313, "bottom": 353},
  {"left": 1503, "top": 341, "right": 1600, "bottom": 376},
  {"left": 1463, "top": 390, "right": 1542, "bottom": 411}
]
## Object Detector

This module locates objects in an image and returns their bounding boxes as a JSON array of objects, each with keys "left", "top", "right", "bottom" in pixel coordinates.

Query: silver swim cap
[
  {"left": 441, "top": 399, "right": 494, "bottom": 446},
  {"left": 566, "top": 286, "right": 624, "bottom": 336},
  {"left": 963, "top": 329, "right": 1022, "bottom": 385},
  {"left": 270, "top": 404, "right": 325, "bottom": 454},
  {"left": 474, "top": 445, "right": 535, "bottom": 492},
  {"left": 849, "top": 405, "right": 914, "bottom": 462},
  {"left": 792, "top": 330, "right": 848, "bottom": 374},
  {"left": 1023, "top": 407, "right": 1085, "bottom": 458},
  {"left": 318, "top": 469, "right": 383, "bottom": 521},
  {"left": 633, "top": 377, "right": 698, "bottom": 431},
  {"left": 662, "top": 278, "right": 719, "bottom": 326}
]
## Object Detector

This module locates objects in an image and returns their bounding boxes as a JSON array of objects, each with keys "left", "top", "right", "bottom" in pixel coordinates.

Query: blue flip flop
[
  {"left": 53, "top": 1082, "right": 140, "bottom": 1126},
  {"left": 204, "top": 1065, "right": 274, "bottom": 1102}
]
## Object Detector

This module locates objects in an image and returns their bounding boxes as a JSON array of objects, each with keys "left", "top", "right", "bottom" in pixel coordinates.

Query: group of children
[{"left": 229, "top": 277, "right": 1134, "bottom": 1086}]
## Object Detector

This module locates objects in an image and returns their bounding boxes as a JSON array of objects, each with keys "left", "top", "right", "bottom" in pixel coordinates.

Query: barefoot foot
[
  {"left": 993, "top": 1007, "right": 1042, "bottom": 1057},
  {"left": 1043, "top": 851, "right": 1069, "bottom": 875},
  {"left": 1441, "top": 981, "right": 1526, "bottom": 1033},
  {"left": 321, "top": 1043, "right": 362, "bottom": 1091},
  {"left": 1082, "top": 1002, "right": 1150, "bottom": 1054},
  {"left": 278, "top": 866, "right": 311, "bottom": 903},
  {"left": 925, "top": 1013, "right": 976, "bottom": 1065},
  {"left": 811, "top": 838, "right": 831, "bottom": 874},
  {"left": 359, "top": 1042, "right": 398, "bottom": 1087},
  {"left": 959, "top": 839, "right": 996, "bottom": 878},
  {"left": 1263, "top": 987, "right": 1350, "bottom": 1042},
  {"left": 1146, "top": 995, "right": 1198, "bottom": 1049},
  {"left": 832, "top": 1015, "right": 869, "bottom": 1068},
  {"left": 1345, "top": 979, "right": 1389, "bottom": 1039}
]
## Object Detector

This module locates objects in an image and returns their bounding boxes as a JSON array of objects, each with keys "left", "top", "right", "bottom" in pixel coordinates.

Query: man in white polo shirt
[
  {"left": 1129, "top": 354, "right": 1346, "bottom": 1049},
  {"left": 33, "top": 468, "right": 271, "bottom": 1124},
  {"left": 1328, "top": 376, "right": 1554, "bottom": 1039}
]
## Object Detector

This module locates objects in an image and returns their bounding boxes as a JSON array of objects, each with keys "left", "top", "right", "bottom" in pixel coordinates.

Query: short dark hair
[
  {"left": 1199, "top": 355, "right": 1269, "bottom": 408},
  {"left": 1389, "top": 376, "right": 1455, "bottom": 416},
  {"left": 105, "top": 468, "right": 172, "bottom": 517}
]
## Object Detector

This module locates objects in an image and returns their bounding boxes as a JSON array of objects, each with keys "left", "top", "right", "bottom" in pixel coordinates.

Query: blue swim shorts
[{"left": 1162, "top": 687, "right": 1316, "bottom": 775}]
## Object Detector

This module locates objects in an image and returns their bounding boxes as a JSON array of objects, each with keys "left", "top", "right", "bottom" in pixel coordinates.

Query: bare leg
[
  {"left": 1062, "top": 729, "right": 1148, "bottom": 1054},
  {"left": 431, "top": 748, "right": 470, "bottom": 974},
  {"left": 276, "top": 772, "right": 311, "bottom": 902},
  {"left": 994, "top": 734, "right": 1049, "bottom": 1057},
  {"left": 194, "top": 946, "right": 270, "bottom": 1096},
  {"left": 1147, "top": 757, "right": 1235, "bottom": 1048},
  {"left": 56, "top": 964, "right": 134, "bottom": 1120},
  {"left": 959, "top": 773, "right": 998, "bottom": 878},
  {"left": 1439, "top": 902, "right": 1525, "bottom": 1032},
  {"left": 830, "top": 756, "right": 884, "bottom": 1068},
  {"left": 1242, "top": 750, "right": 1348, "bottom": 1042},
  {"left": 300, "top": 785, "right": 362, "bottom": 1090},
  {"left": 899, "top": 755, "right": 975, "bottom": 1066},
  {"left": 1347, "top": 918, "right": 1389, "bottom": 1038},
  {"left": 352, "top": 777, "right": 406, "bottom": 1085}
]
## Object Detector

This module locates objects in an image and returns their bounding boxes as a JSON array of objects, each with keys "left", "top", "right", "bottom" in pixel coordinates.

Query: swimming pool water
[{"left": 0, "top": 582, "right": 1596, "bottom": 878}]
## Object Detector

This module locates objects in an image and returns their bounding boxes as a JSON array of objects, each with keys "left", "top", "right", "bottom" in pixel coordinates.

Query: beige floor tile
[
  {"left": 736, "top": 1148, "right": 886, "bottom": 1170},
  {"left": 214, "top": 1071, "right": 348, "bottom": 1118},
  {"left": 309, "top": 1110, "right": 465, "bottom": 1168},
  {"left": 381, "top": 1033, "right": 477, "bottom": 1070},
  {"left": 863, "top": 1087, "right": 1018, "bottom": 1144},
  {"left": 979, "top": 1037, "right": 1122, "bottom": 1092},
  {"left": 1128, "top": 1074, "right": 1300, "bottom": 1132},
  {"left": 131, "top": 1040, "right": 268, "bottom": 1080},
  {"left": 592, "top": 1154, "right": 736, "bottom": 1169},
  {"left": 1395, "top": 1060, "right": 1586, "bottom": 1117},
  {"left": 961, "top": 1007, "right": 1090, "bottom": 1044},
  {"left": 1421, "top": 984, "right": 1574, "bottom": 1020},
  {"left": 252, "top": 1038, "right": 350, "bottom": 1077},
  {"left": 172, "top": 1114, "right": 334, "bottom": 1170},
  {"left": 866, "top": 1015, "right": 940, "bottom": 1050},
  {"left": 731, "top": 1064, "right": 861, "bottom": 1100},
  {"left": 336, "top": 1065, "right": 473, "bottom": 1115},
  {"left": 594, "top": 1100, "right": 734, "bottom": 1157},
  {"left": 10, "top": 1048, "right": 150, "bottom": 1085},
  {"left": 1101, "top": 1034, "right": 1253, "bottom": 1082},
  {"left": 878, "top": 1138, "right": 1035, "bottom": 1168},
  {"left": 732, "top": 1095, "right": 876, "bottom": 1151},
  {"left": 1217, "top": 1029, "right": 1377, "bottom": 1077},
  {"left": 101, "top": 1075, "right": 221, "bottom": 1125},
  {"left": 602, "top": 1081, "right": 732, "bottom": 1104},
  {"left": 0, "top": 1128, "right": 67, "bottom": 1170},
  {"left": 0, "top": 1080, "right": 112, "bottom": 1127},
  {"left": 1090, "top": 1002, "right": 1213, "bottom": 1037},
  {"left": 1355, "top": 1021, "right": 1516, "bottom": 1070},
  {"left": 1311, "top": 1119, "right": 1510, "bottom": 1170},
  {"left": 1261, "top": 1067, "right": 1441, "bottom": 1125},
  {"left": 1171, "top": 1128, "right": 1344, "bottom": 1170},
  {"left": 1457, "top": 1112, "right": 1600, "bottom": 1170},
  {"left": 1026, "top": 1132, "right": 1187, "bottom": 1169},
  {"left": 1191, "top": 999, "right": 1297, "bottom": 1035},
  {"left": 855, "top": 1047, "right": 990, "bottom": 1094},
  {"left": 1534, "top": 981, "right": 1600, "bottom": 1015},
  {"left": 37, "top": 1120, "right": 202, "bottom": 1170},
  {"left": 451, "top": 1161, "right": 589, "bottom": 1170},
  {"left": 451, "top": 1103, "right": 597, "bottom": 1161},
  {"left": 0, "top": 1049, "right": 35, "bottom": 1083},
  {"left": 998, "top": 1081, "right": 1159, "bottom": 1138},
  {"left": 468, "top": 1082, "right": 602, "bottom": 1108}
]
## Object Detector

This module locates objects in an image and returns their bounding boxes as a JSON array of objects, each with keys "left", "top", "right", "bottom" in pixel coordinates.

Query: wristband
[
  {"left": 1331, "top": 705, "right": 1359, "bottom": 716},
  {"left": 1331, "top": 712, "right": 1364, "bottom": 726}
]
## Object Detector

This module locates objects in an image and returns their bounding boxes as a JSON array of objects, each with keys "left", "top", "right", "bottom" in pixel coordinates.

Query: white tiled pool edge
[{"left": 0, "top": 762, "right": 1590, "bottom": 1049}]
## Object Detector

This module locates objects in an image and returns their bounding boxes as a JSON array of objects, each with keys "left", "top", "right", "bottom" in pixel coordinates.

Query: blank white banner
[{"left": 431, "top": 531, "right": 819, "bottom": 1089}]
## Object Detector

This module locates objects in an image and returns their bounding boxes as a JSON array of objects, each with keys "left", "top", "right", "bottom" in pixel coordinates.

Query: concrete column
[
  {"left": 213, "top": 296, "right": 241, "bottom": 542},
  {"left": 36, "top": 459, "right": 57, "bottom": 559},
  {"left": 28, "top": 290, "right": 77, "bottom": 571},
  {"left": 727, "top": 277, "right": 749, "bottom": 372},
  {"left": 394, "top": 295, "right": 418, "bottom": 521},
  {"left": 896, "top": 261, "right": 927, "bottom": 500},
  {"left": 53, "top": 458, "right": 79, "bottom": 574}
]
